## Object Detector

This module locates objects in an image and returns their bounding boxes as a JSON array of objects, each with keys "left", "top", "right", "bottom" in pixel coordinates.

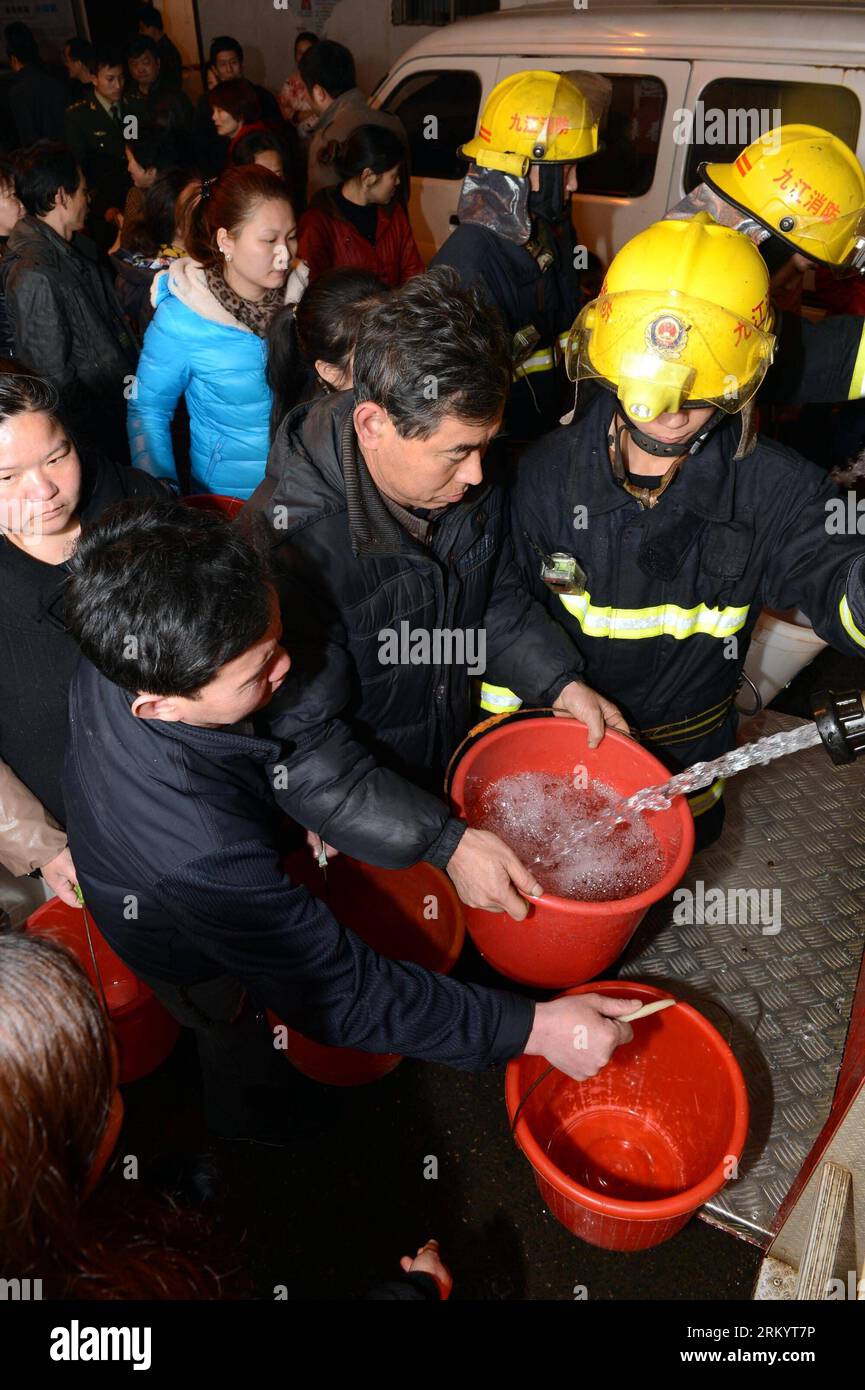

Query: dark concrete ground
[{"left": 117, "top": 640, "right": 865, "bottom": 1302}]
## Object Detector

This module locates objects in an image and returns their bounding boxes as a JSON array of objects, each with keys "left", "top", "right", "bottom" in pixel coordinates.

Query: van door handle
[{"left": 449, "top": 213, "right": 460, "bottom": 226}]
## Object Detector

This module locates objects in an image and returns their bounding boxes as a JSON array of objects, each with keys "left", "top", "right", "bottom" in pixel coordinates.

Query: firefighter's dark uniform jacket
[
  {"left": 245, "top": 391, "right": 583, "bottom": 869},
  {"left": 431, "top": 222, "right": 580, "bottom": 440},
  {"left": 762, "top": 309, "right": 865, "bottom": 405},
  {"left": 505, "top": 388, "right": 865, "bottom": 780}
]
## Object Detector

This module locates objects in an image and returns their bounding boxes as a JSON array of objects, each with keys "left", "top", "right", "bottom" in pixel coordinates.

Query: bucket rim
[
  {"left": 450, "top": 718, "right": 695, "bottom": 912},
  {"left": 504, "top": 981, "right": 750, "bottom": 1222}
]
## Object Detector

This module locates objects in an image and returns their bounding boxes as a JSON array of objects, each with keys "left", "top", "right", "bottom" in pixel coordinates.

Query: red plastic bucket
[
  {"left": 182, "top": 493, "right": 244, "bottom": 519},
  {"left": 449, "top": 717, "right": 694, "bottom": 987},
  {"left": 506, "top": 981, "right": 749, "bottom": 1250},
  {"left": 25, "top": 898, "right": 180, "bottom": 1084},
  {"left": 268, "top": 852, "right": 464, "bottom": 1085}
]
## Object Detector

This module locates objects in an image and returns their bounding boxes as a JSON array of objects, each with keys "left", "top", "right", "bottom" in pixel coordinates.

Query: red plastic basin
[
  {"left": 506, "top": 981, "right": 749, "bottom": 1250},
  {"left": 449, "top": 717, "right": 694, "bottom": 987},
  {"left": 25, "top": 897, "right": 180, "bottom": 1084},
  {"left": 269, "top": 852, "right": 465, "bottom": 1085}
]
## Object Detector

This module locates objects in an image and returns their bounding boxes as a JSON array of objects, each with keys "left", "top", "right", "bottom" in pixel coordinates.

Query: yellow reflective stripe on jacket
[
  {"left": 686, "top": 778, "right": 725, "bottom": 817},
  {"left": 479, "top": 683, "right": 523, "bottom": 713},
  {"left": 848, "top": 321, "right": 865, "bottom": 400},
  {"left": 558, "top": 590, "right": 749, "bottom": 641},
  {"left": 515, "top": 348, "right": 555, "bottom": 377},
  {"left": 840, "top": 592, "right": 865, "bottom": 648},
  {"left": 514, "top": 333, "right": 569, "bottom": 377}
]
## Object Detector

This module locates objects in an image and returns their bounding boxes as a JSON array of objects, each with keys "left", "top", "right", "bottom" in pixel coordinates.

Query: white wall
[{"left": 196, "top": 0, "right": 437, "bottom": 97}]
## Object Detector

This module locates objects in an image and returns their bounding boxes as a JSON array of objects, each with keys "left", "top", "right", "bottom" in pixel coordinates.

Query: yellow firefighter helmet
[
  {"left": 702, "top": 124, "right": 865, "bottom": 269},
  {"left": 565, "top": 214, "right": 777, "bottom": 424},
  {"left": 460, "top": 70, "right": 605, "bottom": 177}
]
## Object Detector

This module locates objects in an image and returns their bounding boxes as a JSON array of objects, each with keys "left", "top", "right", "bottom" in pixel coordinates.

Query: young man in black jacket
[
  {"left": 1, "top": 144, "right": 138, "bottom": 461},
  {"left": 62, "top": 500, "right": 637, "bottom": 1138},
  {"left": 247, "top": 267, "right": 628, "bottom": 920}
]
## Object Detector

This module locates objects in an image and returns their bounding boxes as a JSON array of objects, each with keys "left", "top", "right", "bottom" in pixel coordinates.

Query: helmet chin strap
[{"left": 619, "top": 406, "right": 726, "bottom": 458}]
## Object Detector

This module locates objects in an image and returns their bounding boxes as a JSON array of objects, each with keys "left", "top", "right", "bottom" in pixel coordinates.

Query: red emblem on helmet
[{"left": 647, "top": 314, "right": 688, "bottom": 355}]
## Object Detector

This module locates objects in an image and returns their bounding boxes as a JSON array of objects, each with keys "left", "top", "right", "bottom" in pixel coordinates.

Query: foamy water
[{"left": 471, "top": 771, "right": 666, "bottom": 902}]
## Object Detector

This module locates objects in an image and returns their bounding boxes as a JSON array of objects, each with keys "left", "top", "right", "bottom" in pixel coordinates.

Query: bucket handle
[
  {"left": 510, "top": 1063, "right": 557, "bottom": 1137},
  {"left": 73, "top": 883, "right": 111, "bottom": 1019},
  {"left": 734, "top": 669, "right": 763, "bottom": 719},
  {"left": 444, "top": 706, "right": 556, "bottom": 797}
]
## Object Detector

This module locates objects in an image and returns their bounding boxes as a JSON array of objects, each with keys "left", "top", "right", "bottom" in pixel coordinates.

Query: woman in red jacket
[{"left": 298, "top": 124, "right": 425, "bottom": 287}]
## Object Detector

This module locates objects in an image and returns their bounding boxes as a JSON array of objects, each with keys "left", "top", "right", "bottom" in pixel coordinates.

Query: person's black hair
[
  {"left": 295, "top": 31, "right": 318, "bottom": 57},
  {"left": 229, "top": 128, "right": 286, "bottom": 173},
  {"left": 333, "top": 124, "right": 404, "bottom": 185},
  {"left": 266, "top": 268, "right": 389, "bottom": 438},
  {"left": 123, "top": 164, "right": 189, "bottom": 255},
  {"left": 209, "top": 34, "right": 243, "bottom": 66},
  {"left": 137, "top": 3, "right": 164, "bottom": 31},
  {"left": 94, "top": 44, "right": 126, "bottom": 75},
  {"left": 65, "top": 37, "right": 95, "bottom": 71},
  {"left": 0, "top": 370, "right": 59, "bottom": 427},
  {"left": 353, "top": 267, "right": 511, "bottom": 440},
  {"left": 14, "top": 142, "right": 81, "bottom": 218},
  {"left": 65, "top": 499, "right": 275, "bottom": 697},
  {"left": 125, "top": 113, "right": 183, "bottom": 176},
  {"left": 6, "top": 23, "right": 38, "bottom": 66},
  {"left": 208, "top": 78, "right": 261, "bottom": 126},
  {"left": 298, "top": 40, "right": 355, "bottom": 101},
  {"left": 127, "top": 35, "right": 160, "bottom": 64}
]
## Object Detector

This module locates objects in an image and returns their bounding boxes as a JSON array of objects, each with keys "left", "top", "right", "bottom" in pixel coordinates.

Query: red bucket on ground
[
  {"left": 506, "top": 981, "right": 749, "bottom": 1250},
  {"left": 269, "top": 852, "right": 465, "bottom": 1085},
  {"left": 449, "top": 717, "right": 694, "bottom": 988},
  {"left": 25, "top": 898, "right": 180, "bottom": 1084}
]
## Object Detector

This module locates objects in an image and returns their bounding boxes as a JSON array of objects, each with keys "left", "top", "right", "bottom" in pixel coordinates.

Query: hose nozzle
[{"left": 811, "top": 688, "right": 865, "bottom": 764}]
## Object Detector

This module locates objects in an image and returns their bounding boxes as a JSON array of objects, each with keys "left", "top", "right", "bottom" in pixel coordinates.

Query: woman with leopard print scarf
[{"left": 128, "top": 164, "right": 309, "bottom": 500}]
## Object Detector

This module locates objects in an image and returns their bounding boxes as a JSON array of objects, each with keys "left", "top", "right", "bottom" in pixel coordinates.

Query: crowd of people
[{"left": 2, "top": 12, "right": 865, "bottom": 1300}]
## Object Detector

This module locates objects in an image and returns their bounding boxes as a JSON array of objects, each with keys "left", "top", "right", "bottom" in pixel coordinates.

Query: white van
[{"left": 373, "top": 0, "right": 865, "bottom": 265}]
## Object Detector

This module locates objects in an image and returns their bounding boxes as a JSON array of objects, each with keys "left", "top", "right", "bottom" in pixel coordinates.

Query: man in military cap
[{"left": 64, "top": 45, "right": 144, "bottom": 252}]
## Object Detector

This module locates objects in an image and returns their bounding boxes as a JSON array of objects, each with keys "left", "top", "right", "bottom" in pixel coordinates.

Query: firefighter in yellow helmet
[
  {"left": 488, "top": 215, "right": 865, "bottom": 847},
  {"left": 431, "top": 69, "right": 611, "bottom": 439},
  {"left": 667, "top": 124, "right": 865, "bottom": 412}
]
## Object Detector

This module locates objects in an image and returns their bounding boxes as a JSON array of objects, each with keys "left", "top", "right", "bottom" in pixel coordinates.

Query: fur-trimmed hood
[{"left": 150, "top": 256, "right": 310, "bottom": 328}]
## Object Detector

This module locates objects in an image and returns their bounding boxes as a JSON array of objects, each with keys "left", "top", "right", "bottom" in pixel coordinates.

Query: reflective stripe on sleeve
[
  {"left": 848, "top": 320, "right": 865, "bottom": 400},
  {"left": 840, "top": 592, "right": 865, "bottom": 649},
  {"left": 478, "top": 683, "right": 524, "bottom": 713}
]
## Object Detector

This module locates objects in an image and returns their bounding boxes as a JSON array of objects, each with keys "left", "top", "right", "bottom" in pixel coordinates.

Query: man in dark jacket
[
  {"left": 62, "top": 500, "right": 636, "bottom": 1137},
  {"left": 1, "top": 143, "right": 138, "bottom": 460},
  {"left": 247, "top": 268, "right": 627, "bottom": 917},
  {"left": 5, "top": 22, "right": 67, "bottom": 145},
  {"left": 137, "top": 3, "right": 183, "bottom": 91}
]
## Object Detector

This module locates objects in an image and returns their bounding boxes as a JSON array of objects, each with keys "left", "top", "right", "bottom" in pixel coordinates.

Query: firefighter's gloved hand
[
  {"left": 524, "top": 993, "right": 638, "bottom": 1081},
  {"left": 552, "top": 680, "right": 630, "bottom": 749},
  {"left": 446, "top": 827, "right": 542, "bottom": 919}
]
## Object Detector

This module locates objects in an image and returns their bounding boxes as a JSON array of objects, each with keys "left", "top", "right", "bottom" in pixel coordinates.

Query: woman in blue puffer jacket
[{"left": 128, "top": 165, "right": 309, "bottom": 499}]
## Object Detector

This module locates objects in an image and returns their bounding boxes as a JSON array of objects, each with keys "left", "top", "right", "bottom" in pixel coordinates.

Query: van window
[
  {"left": 381, "top": 69, "right": 482, "bottom": 180},
  {"left": 684, "top": 79, "right": 861, "bottom": 190},
  {"left": 575, "top": 76, "right": 667, "bottom": 198},
  {"left": 393, "top": 0, "right": 498, "bottom": 23}
]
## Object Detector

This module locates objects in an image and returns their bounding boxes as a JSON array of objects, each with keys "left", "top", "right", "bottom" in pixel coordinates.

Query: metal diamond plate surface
[{"left": 618, "top": 710, "right": 865, "bottom": 1246}]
